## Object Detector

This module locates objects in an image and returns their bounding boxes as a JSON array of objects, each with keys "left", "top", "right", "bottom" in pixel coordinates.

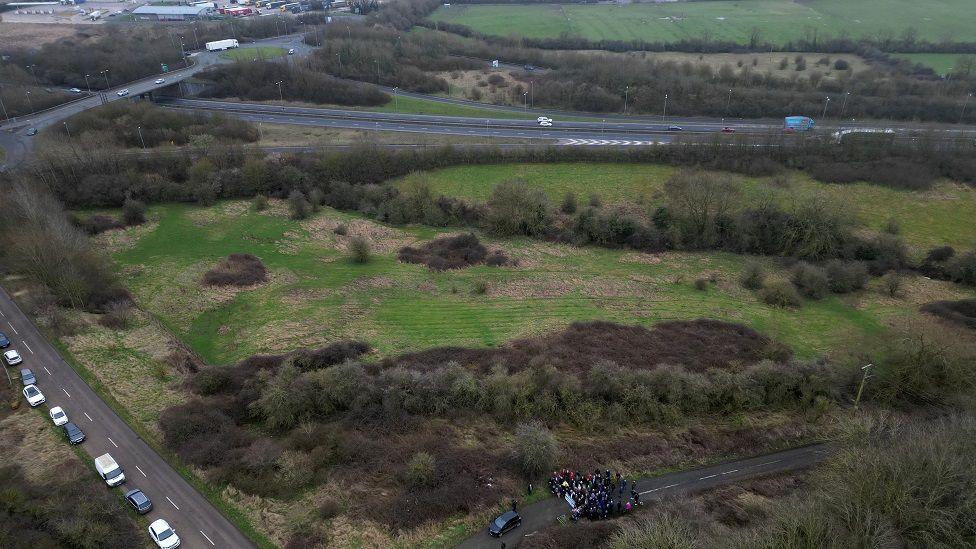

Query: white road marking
[
  {"left": 166, "top": 496, "right": 180, "bottom": 510},
  {"left": 200, "top": 530, "right": 216, "bottom": 546},
  {"left": 7, "top": 322, "right": 18, "bottom": 335},
  {"left": 698, "top": 474, "right": 718, "bottom": 480},
  {"left": 721, "top": 469, "right": 739, "bottom": 475},
  {"left": 23, "top": 341, "right": 33, "bottom": 354},
  {"left": 62, "top": 388, "right": 71, "bottom": 398},
  {"left": 136, "top": 465, "right": 147, "bottom": 478},
  {"left": 108, "top": 437, "right": 118, "bottom": 448},
  {"left": 84, "top": 412, "right": 94, "bottom": 422},
  {"left": 757, "top": 459, "right": 782, "bottom": 467},
  {"left": 642, "top": 486, "right": 663, "bottom": 493},
  {"left": 43, "top": 366, "right": 52, "bottom": 376},
  {"left": 662, "top": 483, "right": 680, "bottom": 489},
  {"left": 0, "top": 309, "right": 5, "bottom": 317}
]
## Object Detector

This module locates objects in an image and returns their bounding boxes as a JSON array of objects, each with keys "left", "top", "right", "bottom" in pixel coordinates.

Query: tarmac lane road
[
  {"left": 459, "top": 443, "right": 831, "bottom": 549},
  {"left": 0, "top": 286, "right": 255, "bottom": 549}
]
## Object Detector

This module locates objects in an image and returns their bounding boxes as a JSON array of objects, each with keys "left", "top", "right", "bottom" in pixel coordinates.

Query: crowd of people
[{"left": 548, "top": 468, "right": 643, "bottom": 521}]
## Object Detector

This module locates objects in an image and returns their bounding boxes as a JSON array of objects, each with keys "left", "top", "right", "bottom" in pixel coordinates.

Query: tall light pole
[
  {"left": 336, "top": 52, "right": 342, "bottom": 73},
  {"left": 137, "top": 125, "right": 146, "bottom": 149},
  {"left": 821, "top": 95, "right": 830, "bottom": 120},
  {"left": 24, "top": 90, "right": 34, "bottom": 114},
  {"left": 725, "top": 88, "right": 732, "bottom": 119},
  {"left": 275, "top": 80, "right": 284, "bottom": 109},
  {"left": 180, "top": 37, "right": 188, "bottom": 68},
  {"left": 623, "top": 86, "right": 629, "bottom": 113},
  {"left": 101, "top": 69, "right": 110, "bottom": 90},
  {"left": 663, "top": 93, "right": 668, "bottom": 121},
  {"left": 63, "top": 121, "right": 71, "bottom": 139},
  {"left": 840, "top": 91, "right": 850, "bottom": 118},
  {"left": 523, "top": 91, "right": 527, "bottom": 110},
  {"left": 960, "top": 92, "right": 972, "bottom": 123},
  {"left": 374, "top": 59, "right": 380, "bottom": 84},
  {"left": 191, "top": 24, "right": 200, "bottom": 50},
  {"left": 26, "top": 64, "right": 39, "bottom": 87},
  {"left": 0, "top": 86, "right": 9, "bottom": 122},
  {"left": 84, "top": 73, "right": 92, "bottom": 93},
  {"left": 393, "top": 87, "right": 399, "bottom": 112}
]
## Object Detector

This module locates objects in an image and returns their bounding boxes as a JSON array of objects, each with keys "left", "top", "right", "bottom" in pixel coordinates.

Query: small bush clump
[
  {"left": 694, "top": 278, "right": 710, "bottom": 291},
  {"left": 288, "top": 189, "right": 312, "bottom": 220},
  {"left": 881, "top": 271, "right": 903, "bottom": 297},
  {"left": 202, "top": 253, "right": 268, "bottom": 286},
  {"left": 121, "top": 197, "right": 147, "bottom": 226},
  {"left": 740, "top": 262, "right": 765, "bottom": 290},
  {"left": 791, "top": 262, "right": 829, "bottom": 299},
  {"left": 515, "top": 422, "right": 558, "bottom": 478},
  {"left": 760, "top": 281, "right": 802, "bottom": 308},
  {"left": 405, "top": 451, "right": 436, "bottom": 488},
  {"left": 825, "top": 260, "right": 869, "bottom": 293},
  {"left": 348, "top": 236, "right": 371, "bottom": 264},
  {"left": 251, "top": 195, "right": 268, "bottom": 212}
]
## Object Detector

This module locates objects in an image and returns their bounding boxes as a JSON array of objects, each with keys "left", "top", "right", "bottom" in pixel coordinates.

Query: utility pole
[
  {"left": 180, "top": 37, "right": 188, "bottom": 68},
  {"left": 137, "top": 126, "right": 146, "bottom": 149},
  {"left": 852, "top": 363, "right": 872, "bottom": 414},
  {"left": 336, "top": 52, "right": 342, "bottom": 73}
]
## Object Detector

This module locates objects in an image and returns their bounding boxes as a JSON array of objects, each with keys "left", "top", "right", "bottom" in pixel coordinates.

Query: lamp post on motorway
[
  {"left": 63, "top": 121, "right": 71, "bottom": 139},
  {"left": 100, "top": 69, "right": 110, "bottom": 90},
  {"left": 275, "top": 80, "right": 284, "bottom": 110},
  {"left": 374, "top": 59, "right": 380, "bottom": 84},
  {"left": 336, "top": 52, "right": 342, "bottom": 74},
  {"left": 623, "top": 86, "right": 629, "bottom": 114},
  {"left": 84, "top": 74, "right": 92, "bottom": 93},
  {"left": 663, "top": 93, "right": 668, "bottom": 121},
  {"left": 26, "top": 64, "right": 39, "bottom": 87},
  {"left": 725, "top": 88, "right": 732, "bottom": 120},
  {"left": 523, "top": 91, "right": 528, "bottom": 110},
  {"left": 137, "top": 126, "right": 146, "bottom": 149},
  {"left": 821, "top": 96, "right": 830, "bottom": 120},
  {"left": 840, "top": 92, "right": 850, "bottom": 119},
  {"left": 24, "top": 90, "right": 34, "bottom": 114},
  {"left": 960, "top": 92, "right": 972, "bottom": 124},
  {"left": 393, "top": 87, "right": 399, "bottom": 113},
  {"left": 0, "top": 87, "right": 9, "bottom": 122}
]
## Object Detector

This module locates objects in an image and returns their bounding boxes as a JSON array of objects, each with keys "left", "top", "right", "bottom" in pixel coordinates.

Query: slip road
[{"left": 0, "top": 286, "right": 255, "bottom": 549}]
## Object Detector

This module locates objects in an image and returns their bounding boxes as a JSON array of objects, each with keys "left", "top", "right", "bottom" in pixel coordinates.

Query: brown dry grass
[
  {"left": 0, "top": 400, "right": 77, "bottom": 483},
  {"left": 0, "top": 22, "right": 92, "bottom": 47},
  {"left": 302, "top": 216, "right": 417, "bottom": 254}
]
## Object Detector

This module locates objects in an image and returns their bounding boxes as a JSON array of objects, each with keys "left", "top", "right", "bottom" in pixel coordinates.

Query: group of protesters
[{"left": 548, "top": 468, "right": 643, "bottom": 521}]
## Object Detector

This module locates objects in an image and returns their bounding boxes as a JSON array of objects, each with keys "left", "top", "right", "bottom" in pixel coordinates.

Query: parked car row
[{"left": 3, "top": 331, "right": 179, "bottom": 548}]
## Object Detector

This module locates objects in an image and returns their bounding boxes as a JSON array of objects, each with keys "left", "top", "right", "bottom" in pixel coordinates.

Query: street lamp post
[
  {"left": 0, "top": 87, "right": 9, "bottom": 122},
  {"left": 393, "top": 87, "right": 399, "bottom": 112},
  {"left": 84, "top": 74, "right": 92, "bottom": 93},
  {"left": 960, "top": 92, "right": 972, "bottom": 124},
  {"left": 821, "top": 96, "right": 830, "bottom": 120},
  {"left": 26, "top": 64, "right": 39, "bottom": 87},
  {"left": 101, "top": 69, "right": 110, "bottom": 90},
  {"left": 663, "top": 93, "right": 668, "bottom": 121},
  {"left": 24, "top": 90, "right": 34, "bottom": 114},
  {"left": 137, "top": 126, "right": 146, "bottom": 149},
  {"left": 523, "top": 91, "right": 527, "bottom": 110},
  {"left": 374, "top": 59, "right": 380, "bottom": 84},
  {"left": 63, "top": 121, "right": 71, "bottom": 139},
  {"left": 336, "top": 52, "right": 342, "bottom": 73},
  {"left": 275, "top": 80, "right": 284, "bottom": 110},
  {"left": 725, "top": 88, "right": 732, "bottom": 119},
  {"left": 840, "top": 92, "right": 850, "bottom": 118},
  {"left": 624, "top": 86, "right": 629, "bottom": 113}
]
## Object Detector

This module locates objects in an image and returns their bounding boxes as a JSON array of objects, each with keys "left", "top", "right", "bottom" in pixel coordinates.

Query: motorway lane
[
  {"left": 0, "top": 286, "right": 255, "bottom": 549},
  {"left": 459, "top": 443, "right": 831, "bottom": 549}
]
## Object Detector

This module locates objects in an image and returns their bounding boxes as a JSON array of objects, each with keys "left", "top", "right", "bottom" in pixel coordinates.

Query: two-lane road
[{"left": 0, "top": 286, "right": 255, "bottom": 549}]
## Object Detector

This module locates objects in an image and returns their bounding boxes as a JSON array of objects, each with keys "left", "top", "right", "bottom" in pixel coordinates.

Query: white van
[{"left": 95, "top": 453, "right": 126, "bottom": 486}]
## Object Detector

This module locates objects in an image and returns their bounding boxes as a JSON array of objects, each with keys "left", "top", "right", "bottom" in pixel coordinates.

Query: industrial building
[{"left": 131, "top": 4, "right": 214, "bottom": 21}]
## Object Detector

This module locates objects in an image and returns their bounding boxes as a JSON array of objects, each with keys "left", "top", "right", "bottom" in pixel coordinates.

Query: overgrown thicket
[
  {"left": 202, "top": 253, "right": 268, "bottom": 287},
  {"left": 0, "top": 177, "right": 128, "bottom": 311},
  {"left": 398, "top": 233, "right": 508, "bottom": 270},
  {"left": 339, "top": 7, "right": 976, "bottom": 122},
  {"left": 3, "top": 18, "right": 305, "bottom": 90},
  {"left": 197, "top": 61, "right": 389, "bottom": 106},
  {"left": 0, "top": 462, "right": 142, "bottom": 547},
  {"left": 49, "top": 101, "right": 259, "bottom": 149},
  {"left": 921, "top": 298, "right": 976, "bottom": 330},
  {"left": 0, "top": 84, "right": 74, "bottom": 119},
  {"left": 603, "top": 415, "right": 976, "bottom": 549}
]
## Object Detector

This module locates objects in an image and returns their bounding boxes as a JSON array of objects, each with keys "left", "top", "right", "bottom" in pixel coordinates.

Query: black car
[
  {"left": 488, "top": 510, "right": 521, "bottom": 537},
  {"left": 20, "top": 369, "right": 36, "bottom": 386},
  {"left": 124, "top": 489, "right": 153, "bottom": 514},
  {"left": 63, "top": 422, "right": 86, "bottom": 444},
  {"left": 0, "top": 332, "right": 9, "bottom": 348},
  {"left": 668, "top": 125, "right": 684, "bottom": 131}
]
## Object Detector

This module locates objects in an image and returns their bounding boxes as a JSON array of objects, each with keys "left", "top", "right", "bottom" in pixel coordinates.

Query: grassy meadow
[
  {"left": 220, "top": 46, "right": 287, "bottom": 60},
  {"left": 429, "top": 0, "right": 976, "bottom": 44},
  {"left": 394, "top": 163, "right": 976, "bottom": 252}
]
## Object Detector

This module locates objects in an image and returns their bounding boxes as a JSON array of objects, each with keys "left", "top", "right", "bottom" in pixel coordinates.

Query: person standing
[{"left": 511, "top": 498, "right": 518, "bottom": 513}]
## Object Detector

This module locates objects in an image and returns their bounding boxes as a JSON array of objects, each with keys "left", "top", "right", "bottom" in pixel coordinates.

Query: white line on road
[
  {"left": 0, "top": 309, "right": 5, "bottom": 317},
  {"left": 108, "top": 437, "right": 118, "bottom": 448},
  {"left": 757, "top": 459, "right": 782, "bottom": 467},
  {"left": 200, "top": 530, "right": 216, "bottom": 546},
  {"left": 23, "top": 341, "right": 33, "bottom": 354},
  {"left": 721, "top": 469, "right": 739, "bottom": 475},
  {"left": 698, "top": 474, "right": 718, "bottom": 480},
  {"left": 642, "top": 486, "right": 663, "bottom": 493},
  {"left": 166, "top": 496, "right": 180, "bottom": 510},
  {"left": 662, "top": 483, "right": 680, "bottom": 490},
  {"left": 84, "top": 412, "right": 93, "bottom": 422},
  {"left": 136, "top": 465, "right": 147, "bottom": 478},
  {"left": 43, "top": 366, "right": 52, "bottom": 376},
  {"left": 62, "top": 388, "right": 71, "bottom": 398},
  {"left": 7, "top": 322, "right": 18, "bottom": 335}
]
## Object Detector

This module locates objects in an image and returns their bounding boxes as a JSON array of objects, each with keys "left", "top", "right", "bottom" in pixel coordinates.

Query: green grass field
[
  {"left": 220, "top": 46, "right": 287, "bottom": 61},
  {"left": 98, "top": 194, "right": 969, "bottom": 367},
  {"left": 395, "top": 163, "right": 976, "bottom": 252},
  {"left": 430, "top": 0, "right": 976, "bottom": 45},
  {"left": 368, "top": 94, "right": 534, "bottom": 119},
  {"left": 894, "top": 53, "right": 976, "bottom": 75}
]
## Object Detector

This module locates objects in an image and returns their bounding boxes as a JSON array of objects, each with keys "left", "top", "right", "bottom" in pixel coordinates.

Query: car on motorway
[
  {"left": 20, "top": 368, "right": 36, "bottom": 386},
  {"left": 668, "top": 125, "right": 684, "bottom": 131},
  {"left": 0, "top": 331, "right": 9, "bottom": 348},
  {"left": 538, "top": 120, "right": 553, "bottom": 127},
  {"left": 26, "top": 127, "right": 38, "bottom": 136},
  {"left": 536, "top": 116, "right": 551, "bottom": 122},
  {"left": 4, "top": 349, "right": 23, "bottom": 366},
  {"left": 23, "top": 385, "right": 45, "bottom": 407},
  {"left": 148, "top": 518, "right": 181, "bottom": 548},
  {"left": 489, "top": 510, "right": 521, "bottom": 537},
  {"left": 63, "top": 422, "right": 86, "bottom": 444},
  {"left": 288, "top": 48, "right": 295, "bottom": 55},
  {"left": 125, "top": 489, "right": 153, "bottom": 514},
  {"left": 117, "top": 89, "right": 130, "bottom": 97},
  {"left": 69, "top": 87, "right": 82, "bottom": 93},
  {"left": 50, "top": 406, "right": 68, "bottom": 426},
  {"left": 721, "top": 126, "right": 736, "bottom": 133},
  {"left": 523, "top": 64, "right": 536, "bottom": 71},
  {"left": 154, "top": 78, "right": 166, "bottom": 84}
]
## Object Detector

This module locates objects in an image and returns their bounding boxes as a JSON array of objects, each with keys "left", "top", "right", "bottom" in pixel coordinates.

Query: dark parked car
[
  {"left": 63, "top": 422, "right": 86, "bottom": 444},
  {"left": 721, "top": 126, "right": 736, "bottom": 133},
  {"left": 488, "top": 510, "right": 521, "bottom": 537},
  {"left": 124, "top": 489, "right": 153, "bottom": 514},
  {"left": 20, "top": 368, "right": 36, "bottom": 386},
  {"left": 0, "top": 332, "right": 9, "bottom": 348},
  {"left": 668, "top": 125, "right": 684, "bottom": 131}
]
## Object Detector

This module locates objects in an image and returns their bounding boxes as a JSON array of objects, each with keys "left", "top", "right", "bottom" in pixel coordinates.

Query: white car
[
  {"left": 23, "top": 385, "right": 45, "bottom": 407},
  {"left": 154, "top": 78, "right": 166, "bottom": 84},
  {"left": 69, "top": 87, "right": 82, "bottom": 93},
  {"left": 117, "top": 89, "right": 130, "bottom": 97},
  {"left": 288, "top": 48, "right": 295, "bottom": 55},
  {"left": 3, "top": 349, "right": 22, "bottom": 366},
  {"left": 539, "top": 120, "right": 553, "bottom": 127},
  {"left": 148, "top": 519, "right": 181, "bottom": 549},
  {"left": 536, "top": 116, "right": 551, "bottom": 123},
  {"left": 50, "top": 406, "right": 68, "bottom": 426}
]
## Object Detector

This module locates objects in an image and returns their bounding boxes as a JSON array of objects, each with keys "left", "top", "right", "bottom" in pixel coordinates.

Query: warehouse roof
[{"left": 132, "top": 5, "right": 210, "bottom": 15}]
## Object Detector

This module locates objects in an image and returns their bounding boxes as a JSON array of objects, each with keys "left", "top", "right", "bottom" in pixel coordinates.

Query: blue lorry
[{"left": 784, "top": 116, "right": 815, "bottom": 132}]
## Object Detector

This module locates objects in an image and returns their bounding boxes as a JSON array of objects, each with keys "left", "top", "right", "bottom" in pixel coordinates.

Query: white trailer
[{"left": 205, "top": 38, "right": 240, "bottom": 52}]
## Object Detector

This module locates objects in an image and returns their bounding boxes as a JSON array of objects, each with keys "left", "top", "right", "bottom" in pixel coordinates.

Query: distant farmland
[{"left": 429, "top": 0, "right": 976, "bottom": 46}]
